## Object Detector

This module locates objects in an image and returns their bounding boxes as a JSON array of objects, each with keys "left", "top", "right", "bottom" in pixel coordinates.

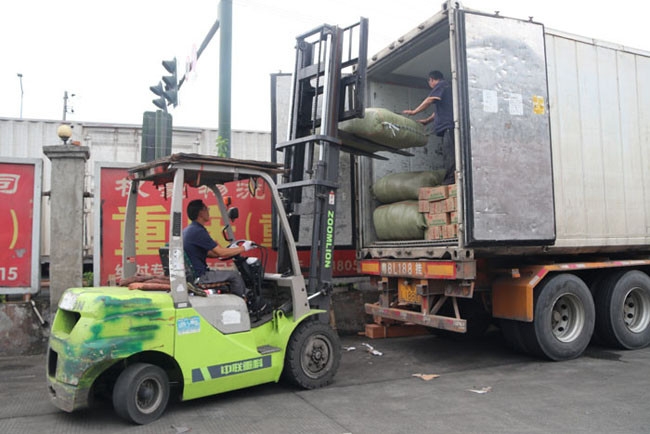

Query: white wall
[{"left": 0, "top": 117, "right": 271, "bottom": 260}]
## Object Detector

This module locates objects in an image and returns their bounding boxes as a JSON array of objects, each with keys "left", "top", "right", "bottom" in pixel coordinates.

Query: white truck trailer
[{"left": 357, "top": 2, "right": 650, "bottom": 360}]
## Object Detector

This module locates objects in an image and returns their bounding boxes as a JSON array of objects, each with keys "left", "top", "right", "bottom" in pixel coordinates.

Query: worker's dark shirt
[
  {"left": 182, "top": 221, "right": 217, "bottom": 277},
  {"left": 429, "top": 79, "right": 454, "bottom": 136}
]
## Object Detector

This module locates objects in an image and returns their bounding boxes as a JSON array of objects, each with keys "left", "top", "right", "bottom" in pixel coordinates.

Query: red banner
[
  {"left": 98, "top": 166, "right": 357, "bottom": 285},
  {"left": 0, "top": 163, "right": 36, "bottom": 287}
]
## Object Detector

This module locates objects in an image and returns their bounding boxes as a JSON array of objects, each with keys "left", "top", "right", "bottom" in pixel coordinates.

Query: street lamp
[{"left": 17, "top": 73, "right": 23, "bottom": 119}]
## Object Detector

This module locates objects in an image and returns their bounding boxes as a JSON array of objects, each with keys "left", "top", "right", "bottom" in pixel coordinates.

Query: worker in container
[
  {"left": 183, "top": 199, "right": 264, "bottom": 311},
  {"left": 402, "top": 70, "right": 455, "bottom": 185}
]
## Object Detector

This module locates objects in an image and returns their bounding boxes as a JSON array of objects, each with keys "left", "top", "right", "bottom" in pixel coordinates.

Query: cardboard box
[
  {"left": 447, "top": 184, "right": 457, "bottom": 198},
  {"left": 419, "top": 186, "right": 448, "bottom": 201},
  {"left": 425, "top": 226, "right": 444, "bottom": 240},
  {"left": 418, "top": 199, "right": 430, "bottom": 213},
  {"left": 449, "top": 211, "right": 458, "bottom": 224},
  {"left": 426, "top": 212, "right": 450, "bottom": 226},
  {"left": 443, "top": 197, "right": 457, "bottom": 212},
  {"left": 429, "top": 200, "right": 446, "bottom": 214},
  {"left": 426, "top": 224, "right": 457, "bottom": 240},
  {"left": 442, "top": 224, "right": 458, "bottom": 238}
]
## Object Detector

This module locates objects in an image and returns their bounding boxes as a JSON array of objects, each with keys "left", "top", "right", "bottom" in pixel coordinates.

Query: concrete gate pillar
[{"left": 43, "top": 145, "right": 89, "bottom": 312}]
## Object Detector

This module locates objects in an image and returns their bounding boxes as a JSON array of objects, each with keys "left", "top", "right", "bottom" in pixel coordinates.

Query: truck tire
[
  {"left": 595, "top": 270, "right": 650, "bottom": 350},
  {"left": 113, "top": 363, "right": 170, "bottom": 425},
  {"left": 521, "top": 274, "right": 595, "bottom": 361},
  {"left": 283, "top": 320, "right": 341, "bottom": 389},
  {"left": 500, "top": 319, "right": 532, "bottom": 354}
]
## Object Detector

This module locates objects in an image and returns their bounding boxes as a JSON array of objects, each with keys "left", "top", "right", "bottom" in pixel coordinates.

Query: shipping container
[{"left": 356, "top": 2, "right": 650, "bottom": 360}]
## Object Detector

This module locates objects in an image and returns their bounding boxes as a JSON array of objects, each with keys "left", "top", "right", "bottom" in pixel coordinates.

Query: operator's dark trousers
[
  {"left": 198, "top": 270, "right": 246, "bottom": 298},
  {"left": 441, "top": 128, "right": 455, "bottom": 185}
]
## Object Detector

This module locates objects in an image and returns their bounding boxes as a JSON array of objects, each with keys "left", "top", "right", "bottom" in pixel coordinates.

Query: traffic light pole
[
  {"left": 177, "top": 18, "right": 220, "bottom": 91},
  {"left": 151, "top": 12, "right": 223, "bottom": 111},
  {"left": 145, "top": 3, "right": 229, "bottom": 162},
  {"left": 218, "top": 0, "right": 232, "bottom": 157}
]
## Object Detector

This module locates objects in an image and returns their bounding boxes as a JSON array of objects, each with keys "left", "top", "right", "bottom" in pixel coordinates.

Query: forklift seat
[{"left": 158, "top": 245, "right": 230, "bottom": 292}]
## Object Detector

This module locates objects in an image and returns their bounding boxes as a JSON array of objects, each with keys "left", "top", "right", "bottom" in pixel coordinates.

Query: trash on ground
[
  {"left": 467, "top": 386, "right": 492, "bottom": 394},
  {"left": 412, "top": 373, "right": 440, "bottom": 381},
  {"left": 361, "top": 342, "right": 383, "bottom": 356},
  {"left": 342, "top": 346, "right": 356, "bottom": 352}
]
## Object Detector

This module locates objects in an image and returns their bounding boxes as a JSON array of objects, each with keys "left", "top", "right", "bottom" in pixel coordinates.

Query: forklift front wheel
[
  {"left": 283, "top": 320, "right": 341, "bottom": 389},
  {"left": 113, "top": 363, "right": 170, "bottom": 425}
]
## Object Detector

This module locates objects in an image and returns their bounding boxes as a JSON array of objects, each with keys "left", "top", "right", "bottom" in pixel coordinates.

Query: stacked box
[
  {"left": 426, "top": 225, "right": 444, "bottom": 240},
  {"left": 428, "top": 196, "right": 456, "bottom": 214},
  {"left": 419, "top": 186, "right": 448, "bottom": 201},
  {"left": 425, "top": 212, "right": 450, "bottom": 226},
  {"left": 447, "top": 184, "right": 457, "bottom": 198},
  {"left": 426, "top": 224, "right": 458, "bottom": 240},
  {"left": 443, "top": 224, "right": 458, "bottom": 238},
  {"left": 429, "top": 200, "right": 445, "bottom": 214},
  {"left": 442, "top": 197, "right": 456, "bottom": 212},
  {"left": 419, "top": 184, "right": 458, "bottom": 241}
]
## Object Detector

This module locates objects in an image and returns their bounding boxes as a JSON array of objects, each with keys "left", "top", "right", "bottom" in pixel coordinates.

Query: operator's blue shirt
[
  {"left": 429, "top": 79, "right": 454, "bottom": 136},
  {"left": 182, "top": 221, "right": 217, "bottom": 277}
]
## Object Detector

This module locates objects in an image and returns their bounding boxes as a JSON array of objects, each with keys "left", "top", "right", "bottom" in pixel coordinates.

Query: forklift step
[
  {"left": 364, "top": 323, "right": 430, "bottom": 339},
  {"left": 257, "top": 345, "right": 281, "bottom": 355}
]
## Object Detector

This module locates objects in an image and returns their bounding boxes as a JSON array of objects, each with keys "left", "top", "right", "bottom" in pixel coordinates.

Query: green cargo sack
[
  {"left": 339, "top": 107, "right": 427, "bottom": 150},
  {"left": 373, "top": 201, "right": 427, "bottom": 241},
  {"left": 372, "top": 170, "right": 446, "bottom": 203}
]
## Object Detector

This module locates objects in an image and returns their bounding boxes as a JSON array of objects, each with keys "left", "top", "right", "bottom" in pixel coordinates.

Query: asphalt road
[{"left": 1, "top": 330, "right": 649, "bottom": 433}]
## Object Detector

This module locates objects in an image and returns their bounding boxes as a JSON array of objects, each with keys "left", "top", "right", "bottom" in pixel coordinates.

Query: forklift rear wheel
[
  {"left": 283, "top": 320, "right": 341, "bottom": 389},
  {"left": 113, "top": 363, "right": 170, "bottom": 425}
]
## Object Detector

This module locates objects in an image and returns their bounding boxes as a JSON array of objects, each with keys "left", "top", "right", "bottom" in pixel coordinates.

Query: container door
[{"left": 456, "top": 11, "right": 555, "bottom": 246}]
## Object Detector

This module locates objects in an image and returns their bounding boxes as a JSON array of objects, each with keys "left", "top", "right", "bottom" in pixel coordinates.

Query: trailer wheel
[
  {"left": 522, "top": 274, "right": 595, "bottom": 361},
  {"left": 595, "top": 270, "right": 650, "bottom": 350},
  {"left": 113, "top": 363, "right": 170, "bottom": 425},
  {"left": 283, "top": 320, "right": 341, "bottom": 389}
]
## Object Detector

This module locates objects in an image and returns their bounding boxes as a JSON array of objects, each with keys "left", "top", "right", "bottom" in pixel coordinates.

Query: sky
[{"left": 1, "top": 0, "right": 648, "bottom": 133}]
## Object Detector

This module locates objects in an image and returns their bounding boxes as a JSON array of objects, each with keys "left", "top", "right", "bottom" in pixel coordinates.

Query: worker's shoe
[{"left": 249, "top": 297, "right": 270, "bottom": 315}]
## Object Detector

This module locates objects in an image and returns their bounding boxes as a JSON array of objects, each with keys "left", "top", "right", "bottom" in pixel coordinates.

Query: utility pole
[
  {"left": 17, "top": 73, "right": 23, "bottom": 119},
  {"left": 63, "top": 91, "right": 68, "bottom": 120},
  {"left": 62, "top": 91, "right": 75, "bottom": 121}
]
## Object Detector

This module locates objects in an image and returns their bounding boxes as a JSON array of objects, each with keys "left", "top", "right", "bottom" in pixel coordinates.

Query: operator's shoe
[{"left": 249, "top": 297, "right": 270, "bottom": 315}]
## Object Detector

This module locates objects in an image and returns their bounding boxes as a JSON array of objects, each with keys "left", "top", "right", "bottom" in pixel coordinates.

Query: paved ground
[{"left": 1, "top": 329, "right": 649, "bottom": 433}]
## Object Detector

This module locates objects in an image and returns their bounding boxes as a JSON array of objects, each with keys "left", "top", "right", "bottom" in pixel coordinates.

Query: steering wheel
[
  {"left": 228, "top": 239, "right": 258, "bottom": 255},
  {"left": 228, "top": 239, "right": 248, "bottom": 249}
]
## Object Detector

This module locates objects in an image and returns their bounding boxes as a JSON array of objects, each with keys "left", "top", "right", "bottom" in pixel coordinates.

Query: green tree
[
  {"left": 83, "top": 271, "right": 94, "bottom": 287},
  {"left": 215, "top": 136, "right": 229, "bottom": 157}
]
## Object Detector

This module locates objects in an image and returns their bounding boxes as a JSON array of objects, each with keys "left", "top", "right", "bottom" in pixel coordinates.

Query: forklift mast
[{"left": 275, "top": 19, "right": 368, "bottom": 298}]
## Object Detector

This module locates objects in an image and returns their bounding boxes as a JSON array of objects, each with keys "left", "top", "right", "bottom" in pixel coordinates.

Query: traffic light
[
  {"left": 149, "top": 58, "right": 178, "bottom": 111},
  {"left": 150, "top": 82, "right": 168, "bottom": 111},
  {"left": 161, "top": 58, "right": 178, "bottom": 107}
]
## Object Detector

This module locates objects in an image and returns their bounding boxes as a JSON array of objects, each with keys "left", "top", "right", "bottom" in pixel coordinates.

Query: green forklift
[
  {"left": 47, "top": 20, "right": 369, "bottom": 424},
  {"left": 47, "top": 153, "right": 341, "bottom": 424}
]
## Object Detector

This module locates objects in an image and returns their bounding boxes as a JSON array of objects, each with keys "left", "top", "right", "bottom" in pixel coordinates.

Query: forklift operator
[{"left": 183, "top": 199, "right": 256, "bottom": 299}]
